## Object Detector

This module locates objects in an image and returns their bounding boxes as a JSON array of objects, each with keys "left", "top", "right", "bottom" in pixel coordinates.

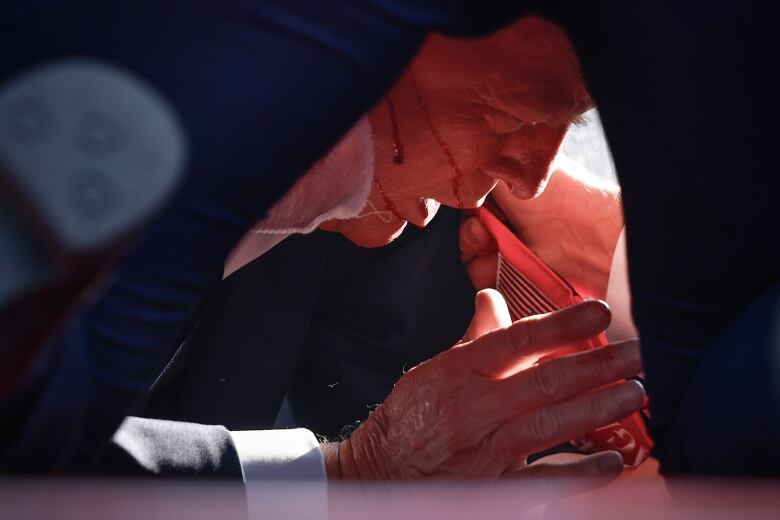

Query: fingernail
[
  {"left": 598, "top": 451, "right": 624, "bottom": 473},
  {"left": 582, "top": 299, "right": 610, "bottom": 326},
  {"left": 582, "top": 451, "right": 623, "bottom": 477},
  {"left": 631, "top": 376, "right": 646, "bottom": 392},
  {"left": 617, "top": 380, "right": 646, "bottom": 408}
]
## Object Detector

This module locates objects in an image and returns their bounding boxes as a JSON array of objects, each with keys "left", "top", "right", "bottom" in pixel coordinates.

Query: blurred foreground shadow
[{"left": 1, "top": 475, "right": 779, "bottom": 520}]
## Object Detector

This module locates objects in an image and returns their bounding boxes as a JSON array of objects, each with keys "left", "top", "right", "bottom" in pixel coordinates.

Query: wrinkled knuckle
[
  {"left": 532, "top": 364, "right": 563, "bottom": 402},
  {"left": 589, "top": 394, "right": 612, "bottom": 421},
  {"left": 528, "top": 408, "right": 561, "bottom": 442},
  {"left": 506, "top": 324, "right": 531, "bottom": 356},
  {"left": 591, "top": 351, "right": 615, "bottom": 384}
]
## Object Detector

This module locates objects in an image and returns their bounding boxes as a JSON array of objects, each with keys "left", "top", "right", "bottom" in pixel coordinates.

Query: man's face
[{"left": 323, "top": 17, "right": 592, "bottom": 247}]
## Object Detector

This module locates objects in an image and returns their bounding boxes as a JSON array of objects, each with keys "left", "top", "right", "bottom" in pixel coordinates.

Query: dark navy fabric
[
  {"left": 665, "top": 283, "right": 780, "bottom": 475},
  {"left": 146, "top": 207, "right": 475, "bottom": 439},
  {"left": 289, "top": 207, "right": 474, "bottom": 438},
  {"left": 0, "top": 0, "right": 528, "bottom": 472},
  {"left": 1, "top": 1, "right": 778, "bottom": 475},
  {"left": 545, "top": 2, "right": 779, "bottom": 473},
  {"left": 146, "top": 229, "right": 337, "bottom": 431}
]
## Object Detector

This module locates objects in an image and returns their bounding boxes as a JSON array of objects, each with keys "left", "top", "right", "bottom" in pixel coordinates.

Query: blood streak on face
[
  {"left": 323, "top": 16, "right": 593, "bottom": 248},
  {"left": 385, "top": 94, "right": 430, "bottom": 224},
  {"left": 372, "top": 178, "right": 404, "bottom": 222},
  {"left": 385, "top": 95, "right": 405, "bottom": 165},
  {"left": 411, "top": 76, "right": 465, "bottom": 208}
]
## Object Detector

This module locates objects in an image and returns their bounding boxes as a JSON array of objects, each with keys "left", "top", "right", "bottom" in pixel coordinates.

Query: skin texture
[
  {"left": 321, "top": 16, "right": 592, "bottom": 247},
  {"left": 316, "top": 18, "right": 641, "bottom": 484},
  {"left": 460, "top": 157, "right": 625, "bottom": 300},
  {"left": 324, "top": 293, "right": 645, "bottom": 482},
  {"left": 219, "top": 14, "right": 636, "bottom": 486}
]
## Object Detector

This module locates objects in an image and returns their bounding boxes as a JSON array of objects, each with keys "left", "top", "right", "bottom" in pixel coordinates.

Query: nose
[
  {"left": 452, "top": 174, "right": 498, "bottom": 209},
  {"left": 481, "top": 124, "right": 569, "bottom": 199}
]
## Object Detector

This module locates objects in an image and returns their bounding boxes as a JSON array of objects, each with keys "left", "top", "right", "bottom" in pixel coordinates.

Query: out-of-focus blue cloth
[
  {"left": 668, "top": 283, "right": 780, "bottom": 475},
  {"left": 551, "top": 3, "right": 779, "bottom": 474},
  {"left": 0, "top": 0, "right": 526, "bottom": 472}
]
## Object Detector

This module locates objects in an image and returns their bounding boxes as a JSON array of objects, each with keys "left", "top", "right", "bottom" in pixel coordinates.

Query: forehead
[{"left": 413, "top": 17, "right": 592, "bottom": 126}]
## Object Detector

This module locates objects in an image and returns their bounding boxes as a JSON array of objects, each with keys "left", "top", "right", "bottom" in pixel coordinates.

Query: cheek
[{"left": 421, "top": 128, "right": 502, "bottom": 208}]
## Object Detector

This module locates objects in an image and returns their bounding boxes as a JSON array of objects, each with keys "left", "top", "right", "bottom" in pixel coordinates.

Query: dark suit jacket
[
  {"left": 0, "top": 0, "right": 520, "bottom": 477},
  {"left": 146, "top": 207, "right": 476, "bottom": 439}
]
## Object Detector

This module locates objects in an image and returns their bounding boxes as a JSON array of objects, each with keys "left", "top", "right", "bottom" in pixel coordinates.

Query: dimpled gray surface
[{"left": 0, "top": 61, "right": 186, "bottom": 250}]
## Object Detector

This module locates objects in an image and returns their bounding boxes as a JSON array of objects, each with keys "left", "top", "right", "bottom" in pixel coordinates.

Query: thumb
[{"left": 462, "top": 289, "right": 512, "bottom": 342}]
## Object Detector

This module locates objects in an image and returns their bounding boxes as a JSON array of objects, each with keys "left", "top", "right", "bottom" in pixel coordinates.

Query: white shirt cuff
[{"left": 230, "top": 428, "right": 327, "bottom": 519}]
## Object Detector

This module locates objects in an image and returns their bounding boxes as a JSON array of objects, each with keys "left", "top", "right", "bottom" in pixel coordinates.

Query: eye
[{"left": 482, "top": 111, "right": 525, "bottom": 134}]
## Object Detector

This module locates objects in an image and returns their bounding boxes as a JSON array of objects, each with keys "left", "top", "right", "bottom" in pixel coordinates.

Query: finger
[
  {"left": 461, "top": 289, "right": 512, "bottom": 343},
  {"left": 491, "top": 380, "right": 645, "bottom": 467},
  {"left": 509, "top": 451, "right": 624, "bottom": 481},
  {"left": 458, "top": 299, "right": 611, "bottom": 376},
  {"left": 460, "top": 216, "right": 496, "bottom": 262},
  {"left": 466, "top": 254, "right": 498, "bottom": 290},
  {"left": 502, "top": 452, "right": 623, "bottom": 502},
  {"left": 485, "top": 339, "right": 642, "bottom": 421}
]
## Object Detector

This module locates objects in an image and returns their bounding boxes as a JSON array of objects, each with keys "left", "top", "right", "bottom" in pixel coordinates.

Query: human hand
[
  {"left": 326, "top": 291, "right": 644, "bottom": 481},
  {"left": 460, "top": 157, "right": 624, "bottom": 299},
  {"left": 459, "top": 212, "right": 499, "bottom": 291}
]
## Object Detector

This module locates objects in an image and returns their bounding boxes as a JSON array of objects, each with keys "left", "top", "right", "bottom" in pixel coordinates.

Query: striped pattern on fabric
[{"left": 496, "top": 253, "right": 558, "bottom": 321}]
